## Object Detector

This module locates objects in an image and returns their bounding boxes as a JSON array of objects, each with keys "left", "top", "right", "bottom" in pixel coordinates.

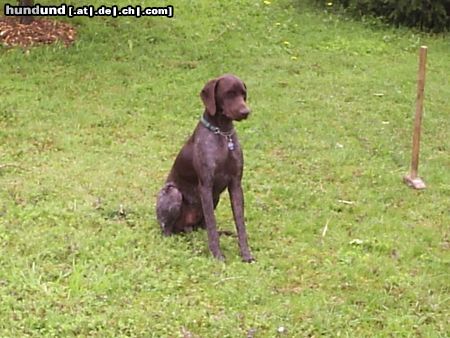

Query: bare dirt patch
[{"left": 0, "top": 17, "right": 76, "bottom": 47}]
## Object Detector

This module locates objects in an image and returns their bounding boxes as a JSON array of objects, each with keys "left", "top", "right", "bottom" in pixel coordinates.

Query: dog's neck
[{"left": 202, "top": 112, "right": 234, "bottom": 133}]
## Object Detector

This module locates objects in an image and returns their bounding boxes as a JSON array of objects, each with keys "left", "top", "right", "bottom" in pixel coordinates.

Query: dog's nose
[{"left": 239, "top": 107, "right": 251, "bottom": 119}]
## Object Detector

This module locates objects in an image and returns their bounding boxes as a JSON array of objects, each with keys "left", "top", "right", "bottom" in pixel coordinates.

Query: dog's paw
[
  {"left": 242, "top": 255, "right": 256, "bottom": 263},
  {"left": 162, "top": 226, "right": 173, "bottom": 237},
  {"left": 212, "top": 252, "right": 226, "bottom": 262}
]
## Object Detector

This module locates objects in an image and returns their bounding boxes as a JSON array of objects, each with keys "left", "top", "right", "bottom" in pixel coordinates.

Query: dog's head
[{"left": 200, "top": 74, "right": 250, "bottom": 121}]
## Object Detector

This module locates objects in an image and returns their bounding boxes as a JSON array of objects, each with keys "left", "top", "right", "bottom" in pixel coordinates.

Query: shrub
[{"left": 315, "top": 0, "right": 450, "bottom": 32}]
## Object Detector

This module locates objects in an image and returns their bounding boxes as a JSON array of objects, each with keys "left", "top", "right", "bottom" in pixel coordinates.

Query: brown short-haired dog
[{"left": 156, "top": 74, "right": 254, "bottom": 262}]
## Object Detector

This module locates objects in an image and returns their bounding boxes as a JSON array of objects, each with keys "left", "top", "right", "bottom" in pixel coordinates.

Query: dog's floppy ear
[{"left": 200, "top": 78, "right": 218, "bottom": 116}]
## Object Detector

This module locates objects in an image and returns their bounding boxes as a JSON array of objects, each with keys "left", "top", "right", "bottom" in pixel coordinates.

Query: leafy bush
[{"left": 315, "top": 0, "right": 450, "bottom": 32}]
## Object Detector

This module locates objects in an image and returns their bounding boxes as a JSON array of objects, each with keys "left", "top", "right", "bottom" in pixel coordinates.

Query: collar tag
[{"left": 227, "top": 136, "right": 235, "bottom": 151}]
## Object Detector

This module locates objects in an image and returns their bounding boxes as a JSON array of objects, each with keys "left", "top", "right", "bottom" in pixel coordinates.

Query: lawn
[{"left": 0, "top": 0, "right": 449, "bottom": 336}]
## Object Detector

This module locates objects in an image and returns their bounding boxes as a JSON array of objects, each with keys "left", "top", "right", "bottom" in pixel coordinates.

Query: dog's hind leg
[{"left": 156, "top": 183, "right": 182, "bottom": 236}]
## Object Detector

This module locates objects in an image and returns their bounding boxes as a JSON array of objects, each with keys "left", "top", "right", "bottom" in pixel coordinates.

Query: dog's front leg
[
  {"left": 228, "top": 178, "right": 254, "bottom": 262},
  {"left": 199, "top": 183, "right": 224, "bottom": 261}
]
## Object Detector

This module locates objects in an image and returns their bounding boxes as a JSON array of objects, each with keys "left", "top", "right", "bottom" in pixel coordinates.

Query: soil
[{"left": 0, "top": 16, "right": 76, "bottom": 47}]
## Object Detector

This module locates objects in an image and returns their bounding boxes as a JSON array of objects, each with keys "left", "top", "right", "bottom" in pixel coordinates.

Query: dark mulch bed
[{"left": 0, "top": 16, "right": 76, "bottom": 47}]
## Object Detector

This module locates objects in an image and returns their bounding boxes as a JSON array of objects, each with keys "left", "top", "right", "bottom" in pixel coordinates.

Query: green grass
[{"left": 1, "top": 0, "right": 449, "bottom": 336}]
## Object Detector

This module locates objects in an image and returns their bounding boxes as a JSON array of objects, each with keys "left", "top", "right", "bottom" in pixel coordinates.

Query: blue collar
[{"left": 200, "top": 116, "right": 234, "bottom": 137}]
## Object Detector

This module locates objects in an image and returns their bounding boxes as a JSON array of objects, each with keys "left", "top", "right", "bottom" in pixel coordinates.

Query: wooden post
[{"left": 404, "top": 46, "right": 427, "bottom": 190}]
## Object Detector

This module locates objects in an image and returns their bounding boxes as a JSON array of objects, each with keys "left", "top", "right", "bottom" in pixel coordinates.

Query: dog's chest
[
  {"left": 215, "top": 136, "right": 242, "bottom": 169},
  {"left": 211, "top": 149, "right": 242, "bottom": 190},
  {"left": 193, "top": 131, "right": 243, "bottom": 187}
]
